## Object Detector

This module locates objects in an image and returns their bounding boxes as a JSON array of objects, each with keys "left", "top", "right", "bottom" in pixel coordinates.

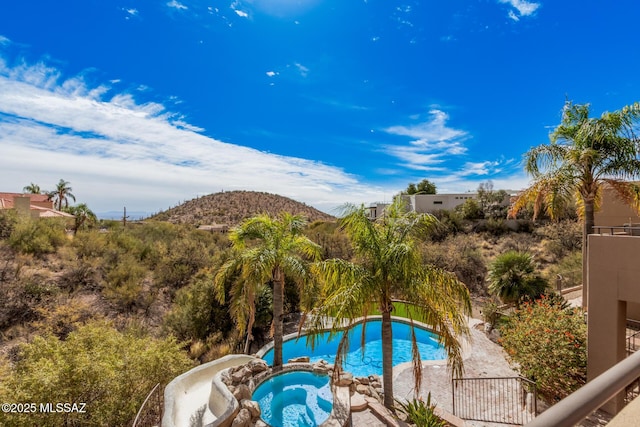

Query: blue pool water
[
  {"left": 261, "top": 319, "right": 446, "bottom": 377},
  {"left": 252, "top": 370, "right": 333, "bottom": 427}
]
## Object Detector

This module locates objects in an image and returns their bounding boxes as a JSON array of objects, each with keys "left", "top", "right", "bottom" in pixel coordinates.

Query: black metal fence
[{"left": 452, "top": 376, "right": 537, "bottom": 425}]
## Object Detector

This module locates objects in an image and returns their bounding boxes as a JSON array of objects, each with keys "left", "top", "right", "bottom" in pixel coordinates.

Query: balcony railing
[
  {"left": 593, "top": 225, "right": 640, "bottom": 236},
  {"left": 524, "top": 350, "right": 640, "bottom": 426}
]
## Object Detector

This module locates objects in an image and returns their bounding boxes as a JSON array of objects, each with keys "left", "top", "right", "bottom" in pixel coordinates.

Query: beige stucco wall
[
  {"left": 594, "top": 187, "right": 640, "bottom": 227},
  {"left": 401, "top": 194, "right": 476, "bottom": 213},
  {"left": 587, "top": 234, "right": 640, "bottom": 414}
]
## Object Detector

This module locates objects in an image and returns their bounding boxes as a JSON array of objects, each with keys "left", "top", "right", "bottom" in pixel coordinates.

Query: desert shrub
[
  {"left": 457, "top": 198, "right": 484, "bottom": 220},
  {"left": 8, "top": 218, "right": 67, "bottom": 256},
  {"left": 0, "top": 273, "right": 57, "bottom": 331},
  {"left": 58, "top": 260, "right": 100, "bottom": 292},
  {"left": 32, "top": 297, "right": 99, "bottom": 339},
  {"left": 395, "top": 393, "right": 446, "bottom": 427},
  {"left": 164, "top": 269, "right": 232, "bottom": 341},
  {"left": 475, "top": 218, "right": 509, "bottom": 236},
  {"left": 499, "top": 297, "right": 586, "bottom": 402},
  {"left": 154, "top": 237, "right": 214, "bottom": 289},
  {"left": 0, "top": 321, "right": 193, "bottom": 427},
  {"left": 422, "top": 235, "right": 487, "bottom": 293},
  {"left": 306, "top": 220, "right": 352, "bottom": 260},
  {"left": 0, "top": 210, "right": 18, "bottom": 239},
  {"left": 73, "top": 230, "right": 109, "bottom": 259},
  {"left": 428, "top": 209, "right": 465, "bottom": 241},
  {"left": 546, "top": 251, "right": 582, "bottom": 290},
  {"left": 102, "top": 254, "right": 148, "bottom": 311},
  {"left": 536, "top": 220, "right": 582, "bottom": 261}
]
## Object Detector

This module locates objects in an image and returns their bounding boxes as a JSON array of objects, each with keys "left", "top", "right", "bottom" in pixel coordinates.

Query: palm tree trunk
[
  {"left": 381, "top": 309, "right": 394, "bottom": 409},
  {"left": 272, "top": 267, "right": 285, "bottom": 371},
  {"left": 582, "top": 199, "right": 595, "bottom": 309},
  {"left": 244, "top": 317, "right": 255, "bottom": 355}
]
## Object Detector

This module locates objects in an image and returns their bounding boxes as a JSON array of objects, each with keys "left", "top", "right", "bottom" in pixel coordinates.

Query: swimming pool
[
  {"left": 252, "top": 370, "right": 333, "bottom": 427},
  {"left": 260, "top": 319, "right": 446, "bottom": 377}
]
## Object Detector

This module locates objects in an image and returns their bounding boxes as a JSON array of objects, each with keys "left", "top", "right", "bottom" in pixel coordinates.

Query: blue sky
[{"left": 1, "top": 0, "right": 639, "bottom": 215}]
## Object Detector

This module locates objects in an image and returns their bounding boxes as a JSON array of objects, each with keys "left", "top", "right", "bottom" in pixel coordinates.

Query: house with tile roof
[{"left": 0, "top": 193, "right": 75, "bottom": 219}]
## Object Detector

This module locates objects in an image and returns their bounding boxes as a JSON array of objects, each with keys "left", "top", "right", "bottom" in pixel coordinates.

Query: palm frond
[{"left": 604, "top": 180, "right": 640, "bottom": 215}]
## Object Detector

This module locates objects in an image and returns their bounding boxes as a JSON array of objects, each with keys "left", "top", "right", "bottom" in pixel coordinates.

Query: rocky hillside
[{"left": 150, "top": 191, "right": 335, "bottom": 225}]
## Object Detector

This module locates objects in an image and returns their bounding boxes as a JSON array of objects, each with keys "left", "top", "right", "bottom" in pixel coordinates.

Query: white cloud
[
  {"left": 459, "top": 161, "right": 501, "bottom": 176},
  {"left": 266, "top": 71, "right": 277, "bottom": 77},
  {"left": 382, "top": 111, "right": 525, "bottom": 193},
  {"left": 231, "top": 1, "right": 250, "bottom": 18},
  {"left": 498, "top": 0, "right": 541, "bottom": 20},
  {"left": 234, "top": 9, "right": 249, "bottom": 18},
  {"left": 167, "top": 0, "right": 187, "bottom": 10},
  {"left": 384, "top": 109, "right": 468, "bottom": 170},
  {"left": 293, "top": 62, "right": 309, "bottom": 77},
  {"left": 123, "top": 8, "right": 139, "bottom": 17},
  {"left": 0, "top": 57, "right": 387, "bottom": 214}
]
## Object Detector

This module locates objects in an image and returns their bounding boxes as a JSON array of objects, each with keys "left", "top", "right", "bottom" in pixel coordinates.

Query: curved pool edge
[
  {"left": 251, "top": 364, "right": 351, "bottom": 427},
  {"left": 256, "top": 315, "right": 457, "bottom": 365}
]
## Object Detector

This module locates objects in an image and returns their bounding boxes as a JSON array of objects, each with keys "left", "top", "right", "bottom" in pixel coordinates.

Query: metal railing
[
  {"left": 628, "top": 330, "right": 640, "bottom": 355},
  {"left": 524, "top": 349, "right": 640, "bottom": 427},
  {"left": 132, "top": 383, "right": 163, "bottom": 427},
  {"left": 593, "top": 225, "right": 640, "bottom": 236},
  {"left": 452, "top": 376, "right": 537, "bottom": 425}
]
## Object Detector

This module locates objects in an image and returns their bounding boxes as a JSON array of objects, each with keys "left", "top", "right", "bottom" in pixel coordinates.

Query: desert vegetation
[{"left": 0, "top": 188, "right": 586, "bottom": 424}]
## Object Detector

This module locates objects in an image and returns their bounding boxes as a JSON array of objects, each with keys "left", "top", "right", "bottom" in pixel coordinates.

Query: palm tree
[
  {"left": 488, "top": 251, "right": 548, "bottom": 307},
  {"left": 510, "top": 100, "right": 640, "bottom": 307},
  {"left": 310, "top": 199, "right": 471, "bottom": 409},
  {"left": 64, "top": 203, "right": 97, "bottom": 233},
  {"left": 48, "top": 179, "right": 76, "bottom": 211},
  {"left": 214, "top": 213, "right": 321, "bottom": 367},
  {"left": 22, "top": 183, "right": 41, "bottom": 194}
]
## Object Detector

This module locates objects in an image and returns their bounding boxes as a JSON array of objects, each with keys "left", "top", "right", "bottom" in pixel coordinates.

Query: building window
[{"left": 433, "top": 201, "right": 443, "bottom": 205}]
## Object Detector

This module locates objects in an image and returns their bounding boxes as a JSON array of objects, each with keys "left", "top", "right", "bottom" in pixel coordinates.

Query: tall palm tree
[
  {"left": 488, "top": 250, "right": 548, "bottom": 307},
  {"left": 214, "top": 213, "right": 320, "bottom": 367},
  {"left": 510, "top": 101, "right": 640, "bottom": 307},
  {"left": 310, "top": 199, "right": 471, "bottom": 409},
  {"left": 49, "top": 179, "right": 76, "bottom": 211},
  {"left": 22, "top": 183, "right": 41, "bottom": 194}
]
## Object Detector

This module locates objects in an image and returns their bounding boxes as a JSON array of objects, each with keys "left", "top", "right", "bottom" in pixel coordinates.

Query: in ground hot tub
[{"left": 252, "top": 370, "right": 333, "bottom": 427}]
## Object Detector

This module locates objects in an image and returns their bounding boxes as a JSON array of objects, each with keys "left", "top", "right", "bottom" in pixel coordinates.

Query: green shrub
[
  {"left": 422, "top": 235, "right": 487, "bottom": 293},
  {"left": 154, "top": 237, "right": 213, "bottom": 289},
  {"left": 536, "top": 220, "right": 582, "bottom": 261},
  {"left": 396, "top": 393, "right": 446, "bottom": 427},
  {"left": 164, "top": 269, "right": 232, "bottom": 341},
  {"left": 8, "top": 218, "right": 67, "bottom": 256},
  {"left": 0, "top": 210, "right": 18, "bottom": 240},
  {"left": 0, "top": 321, "right": 193, "bottom": 427},
  {"left": 103, "top": 254, "right": 147, "bottom": 311},
  {"left": 546, "top": 251, "right": 582, "bottom": 290},
  {"left": 457, "top": 198, "right": 484, "bottom": 220},
  {"left": 73, "top": 230, "right": 109, "bottom": 259},
  {"left": 499, "top": 297, "right": 586, "bottom": 402},
  {"left": 429, "top": 209, "right": 465, "bottom": 241}
]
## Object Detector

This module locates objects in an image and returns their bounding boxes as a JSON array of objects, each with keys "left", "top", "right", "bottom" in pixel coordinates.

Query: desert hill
[{"left": 150, "top": 191, "right": 335, "bottom": 225}]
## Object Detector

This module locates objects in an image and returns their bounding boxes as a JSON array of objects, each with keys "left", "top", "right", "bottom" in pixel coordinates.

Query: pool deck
[{"left": 393, "top": 318, "right": 520, "bottom": 427}]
